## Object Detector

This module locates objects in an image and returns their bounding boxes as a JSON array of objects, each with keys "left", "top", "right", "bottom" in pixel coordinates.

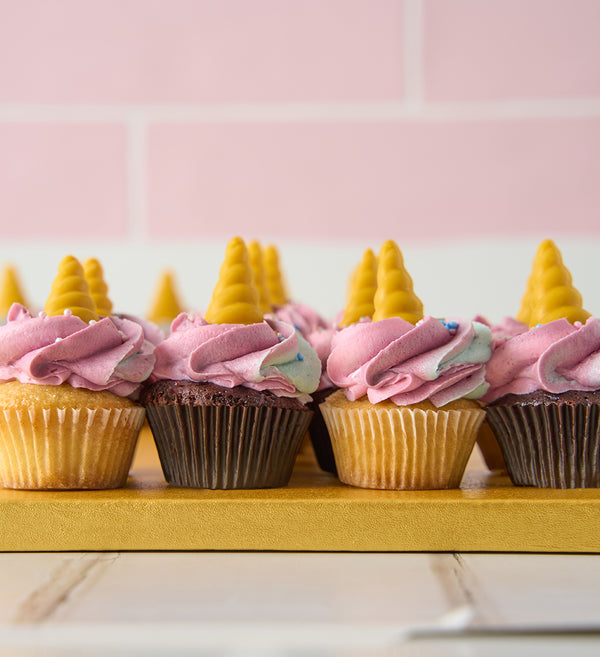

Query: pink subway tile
[
  {"left": 0, "top": 124, "right": 127, "bottom": 238},
  {"left": 0, "top": 0, "right": 403, "bottom": 102},
  {"left": 147, "top": 119, "right": 600, "bottom": 241},
  {"left": 424, "top": 0, "right": 600, "bottom": 100}
]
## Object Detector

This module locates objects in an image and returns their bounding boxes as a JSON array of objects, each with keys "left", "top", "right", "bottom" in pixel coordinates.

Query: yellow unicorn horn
[
  {"left": 45, "top": 255, "right": 98, "bottom": 323},
  {"left": 205, "top": 237, "right": 264, "bottom": 325},
  {"left": 340, "top": 248, "right": 377, "bottom": 327},
  {"left": 372, "top": 240, "right": 424, "bottom": 324},
  {"left": 248, "top": 240, "right": 273, "bottom": 313},
  {"left": 83, "top": 258, "right": 113, "bottom": 317},
  {"left": 0, "top": 265, "right": 28, "bottom": 317},
  {"left": 263, "top": 244, "right": 289, "bottom": 307},
  {"left": 147, "top": 270, "right": 184, "bottom": 325},
  {"left": 528, "top": 239, "right": 590, "bottom": 327}
]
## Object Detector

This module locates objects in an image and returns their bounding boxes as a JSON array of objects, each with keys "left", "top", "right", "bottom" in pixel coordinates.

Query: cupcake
[
  {"left": 484, "top": 239, "right": 600, "bottom": 488},
  {"left": 320, "top": 240, "right": 491, "bottom": 490},
  {"left": 0, "top": 256, "right": 154, "bottom": 489},
  {"left": 141, "top": 237, "right": 321, "bottom": 489}
]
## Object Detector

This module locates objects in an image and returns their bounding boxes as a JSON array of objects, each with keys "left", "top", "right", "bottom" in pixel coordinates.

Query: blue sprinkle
[
  {"left": 446, "top": 321, "right": 458, "bottom": 330},
  {"left": 294, "top": 323, "right": 301, "bottom": 331},
  {"left": 296, "top": 352, "right": 304, "bottom": 361}
]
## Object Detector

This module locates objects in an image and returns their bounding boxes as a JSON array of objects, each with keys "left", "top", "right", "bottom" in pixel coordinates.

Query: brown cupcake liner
[
  {"left": 320, "top": 402, "right": 484, "bottom": 490},
  {"left": 476, "top": 418, "right": 508, "bottom": 474},
  {"left": 486, "top": 402, "right": 600, "bottom": 488},
  {"left": 145, "top": 403, "right": 313, "bottom": 489},
  {"left": 307, "top": 388, "right": 338, "bottom": 475},
  {"left": 0, "top": 406, "right": 145, "bottom": 490}
]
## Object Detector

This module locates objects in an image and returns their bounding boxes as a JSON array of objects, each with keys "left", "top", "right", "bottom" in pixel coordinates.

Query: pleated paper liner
[
  {"left": 320, "top": 401, "right": 484, "bottom": 490},
  {"left": 0, "top": 406, "right": 145, "bottom": 490},
  {"left": 486, "top": 401, "right": 600, "bottom": 488},
  {"left": 145, "top": 404, "right": 313, "bottom": 489},
  {"left": 477, "top": 418, "right": 508, "bottom": 474},
  {"left": 307, "top": 387, "right": 338, "bottom": 475}
]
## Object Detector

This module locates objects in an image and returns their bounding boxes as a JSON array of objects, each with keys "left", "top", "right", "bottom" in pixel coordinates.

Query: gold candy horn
[
  {"left": 83, "top": 258, "right": 113, "bottom": 317},
  {"left": 0, "top": 264, "right": 28, "bottom": 316},
  {"left": 248, "top": 240, "right": 273, "bottom": 314},
  {"left": 340, "top": 248, "right": 377, "bottom": 327},
  {"left": 204, "top": 237, "right": 264, "bottom": 325},
  {"left": 263, "top": 244, "right": 289, "bottom": 307},
  {"left": 527, "top": 239, "right": 591, "bottom": 327},
  {"left": 45, "top": 255, "right": 99, "bottom": 323},
  {"left": 372, "top": 240, "right": 424, "bottom": 324},
  {"left": 147, "top": 270, "right": 184, "bottom": 325}
]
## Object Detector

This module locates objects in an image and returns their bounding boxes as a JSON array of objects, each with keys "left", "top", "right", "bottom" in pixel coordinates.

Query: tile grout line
[
  {"left": 428, "top": 553, "right": 490, "bottom": 627},
  {"left": 0, "top": 100, "right": 599, "bottom": 123},
  {"left": 12, "top": 553, "right": 119, "bottom": 625}
]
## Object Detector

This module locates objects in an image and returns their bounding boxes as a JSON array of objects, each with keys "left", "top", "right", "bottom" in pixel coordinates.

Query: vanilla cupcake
[
  {"left": 0, "top": 256, "right": 154, "bottom": 489},
  {"left": 320, "top": 240, "right": 491, "bottom": 490}
]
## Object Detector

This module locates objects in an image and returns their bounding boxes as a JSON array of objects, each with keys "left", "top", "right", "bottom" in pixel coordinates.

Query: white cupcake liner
[
  {"left": 0, "top": 406, "right": 145, "bottom": 490},
  {"left": 320, "top": 402, "right": 484, "bottom": 490}
]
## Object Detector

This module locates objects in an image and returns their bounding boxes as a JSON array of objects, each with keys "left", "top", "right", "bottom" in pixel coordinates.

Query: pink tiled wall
[{"left": 0, "top": 0, "right": 598, "bottom": 242}]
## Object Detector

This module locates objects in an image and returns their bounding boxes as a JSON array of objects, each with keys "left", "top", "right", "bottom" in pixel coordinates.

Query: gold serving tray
[{"left": 1, "top": 427, "right": 600, "bottom": 553}]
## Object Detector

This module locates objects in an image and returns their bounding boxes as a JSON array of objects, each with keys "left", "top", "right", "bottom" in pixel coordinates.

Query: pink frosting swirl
[
  {"left": 474, "top": 315, "right": 527, "bottom": 348},
  {"left": 305, "top": 325, "right": 336, "bottom": 391},
  {"left": 268, "top": 302, "right": 329, "bottom": 338},
  {"left": 327, "top": 316, "right": 492, "bottom": 408},
  {"left": 483, "top": 316, "right": 600, "bottom": 402},
  {"left": 151, "top": 313, "right": 321, "bottom": 402},
  {"left": 0, "top": 303, "right": 156, "bottom": 398}
]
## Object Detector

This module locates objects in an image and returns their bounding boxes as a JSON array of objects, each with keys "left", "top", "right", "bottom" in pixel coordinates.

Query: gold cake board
[{"left": 1, "top": 428, "right": 599, "bottom": 553}]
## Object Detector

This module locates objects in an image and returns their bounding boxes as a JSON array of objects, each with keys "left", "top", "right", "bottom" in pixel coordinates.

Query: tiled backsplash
[{"left": 0, "top": 1, "right": 598, "bottom": 315}]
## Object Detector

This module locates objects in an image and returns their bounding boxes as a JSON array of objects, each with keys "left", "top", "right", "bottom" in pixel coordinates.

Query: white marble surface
[{"left": 0, "top": 552, "right": 599, "bottom": 656}]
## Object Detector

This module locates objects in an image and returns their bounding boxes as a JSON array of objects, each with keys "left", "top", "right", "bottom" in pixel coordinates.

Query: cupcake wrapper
[
  {"left": 0, "top": 406, "right": 145, "bottom": 490},
  {"left": 320, "top": 403, "right": 484, "bottom": 490},
  {"left": 476, "top": 419, "right": 508, "bottom": 474},
  {"left": 486, "top": 402, "right": 600, "bottom": 488},
  {"left": 145, "top": 404, "right": 312, "bottom": 489}
]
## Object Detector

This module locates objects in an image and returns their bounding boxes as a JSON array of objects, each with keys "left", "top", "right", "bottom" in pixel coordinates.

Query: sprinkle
[
  {"left": 297, "top": 352, "right": 304, "bottom": 361},
  {"left": 89, "top": 319, "right": 96, "bottom": 325},
  {"left": 38, "top": 311, "right": 47, "bottom": 319},
  {"left": 575, "top": 321, "right": 583, "bottom": 328},
  {"left": 446, "top": 321, "right": 458, "bottom": 331},
  {"left": 63, "top": 308, "right": 72, "bottom": 316},
  {"left": 276, "top": 332, "right": 284, "bottom": 341},
  {"left": 54, "top": 337, "right": 63, "bottom": 343},
  {"left": 294, "top": 323, "right": 301, "bottom": 331}
]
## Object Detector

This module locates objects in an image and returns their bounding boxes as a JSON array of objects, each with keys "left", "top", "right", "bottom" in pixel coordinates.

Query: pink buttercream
[
  {"left": 483, "top": 316, "right": 600, "bottom": 402},
  {"left": 474, "top": 315, "right": 527, "bottom": 348},
  {"left": 305, "top": 325, "right": 336, "bottom": 391},
  {"left": 268, "top": 302, "right": 329, "bottom": 338},
  {"left": 0, "top": 303, "right": 156, "bottom": 398},
  {"left": 151, "top": 313, "right": 321, "bottom": 401},
  {"left": 327, "top": 316, "right": 491, "bottom": 408}
]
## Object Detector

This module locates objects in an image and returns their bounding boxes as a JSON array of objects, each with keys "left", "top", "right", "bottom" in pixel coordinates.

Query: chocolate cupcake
[
  {"left": 486, "top": 390, "right": 600, "bottom": 488},
  {"left": 483, "top": 240, "right": 600, "bottom": 488},
  {"left": 143, "top": 237, "right": 321, "bottom": 489},
  {"left": 141, "top": 380, "right": 311, "bottom": 488}
]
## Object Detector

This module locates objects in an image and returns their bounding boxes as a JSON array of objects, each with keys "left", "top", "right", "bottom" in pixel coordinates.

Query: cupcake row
[{"left": 0, "top": 237, "right": 598, "bottom": 491}]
